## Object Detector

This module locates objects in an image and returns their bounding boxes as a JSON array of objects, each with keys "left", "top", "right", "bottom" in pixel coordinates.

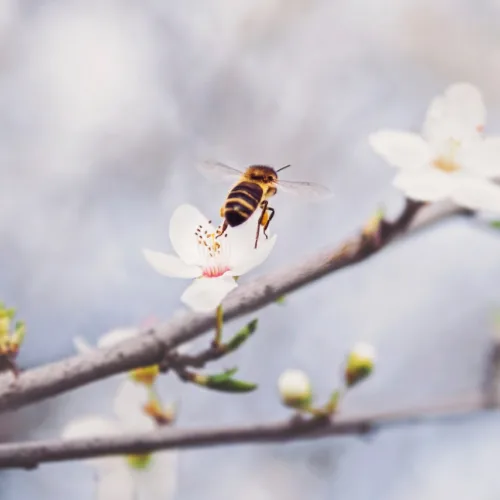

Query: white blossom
[
  {"left": 370, "top": 82, "right": 500, "bottom": 212},
  {"left": 62, "top": 380, "right": 178, "bottom": 500},
  {"left": 143, "top": 204, "right": 277, "bottom": 312}
]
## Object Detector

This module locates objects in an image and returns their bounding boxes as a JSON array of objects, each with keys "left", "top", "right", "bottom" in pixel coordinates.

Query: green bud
[
  {"left": 190, "top": 367, "right": 257, "bottom": 393},
  {"left": 275, "top": 295, "right": 286, "bottom": 305},
  {"left": 225, "top": 319, "right": 258, "bottom": 352}
]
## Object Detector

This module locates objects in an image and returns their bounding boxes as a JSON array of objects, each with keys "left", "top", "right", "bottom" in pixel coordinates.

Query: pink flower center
[{"left": 202, "top": 265, "right": 231, "bottom": 278}]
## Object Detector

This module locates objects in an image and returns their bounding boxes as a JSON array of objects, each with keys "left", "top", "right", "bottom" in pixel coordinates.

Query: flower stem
[{"left": 212, "top": 304, "right": 224, "bottom": 348}]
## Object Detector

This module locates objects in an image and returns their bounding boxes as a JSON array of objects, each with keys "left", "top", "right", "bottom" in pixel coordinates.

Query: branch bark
[
  {"left": 0, "top": 395, "right": 487, "bottom": 469},
  {"left": 0, "top": 200, "right": 461, "bottom": 413}
]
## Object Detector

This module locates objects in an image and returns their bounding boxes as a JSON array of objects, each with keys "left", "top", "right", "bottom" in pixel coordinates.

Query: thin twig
[
  {"left": 0, "top": 394, "right": 489, "bottom": 469},
  {"left": 0, "top": 200, "right": 461, "bottom": 413}
]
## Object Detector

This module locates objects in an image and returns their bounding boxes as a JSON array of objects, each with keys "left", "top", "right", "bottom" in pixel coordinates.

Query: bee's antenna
[{"left": 276, "top": 164, "right": 291, "bottom": 172}]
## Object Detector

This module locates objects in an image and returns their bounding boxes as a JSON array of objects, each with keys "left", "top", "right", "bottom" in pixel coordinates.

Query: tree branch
[
  {"left": 0, "top": 395, "right": 489, "bottom": 469},
  {"left": 0, "top": 200, "right": 462, "bottom": 413}
]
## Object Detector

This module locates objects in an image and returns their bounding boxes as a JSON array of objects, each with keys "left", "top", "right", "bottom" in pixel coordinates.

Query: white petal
[
  {"left": 230, "top": 234, "right": 277, "bottom": 276},
  {"left": 169, "top": 204, "right": 215, "bottom": 266},
  {"left": 222, "top": 210, "right": 277, "bottom": 275},
  {"left": 97, "top": 328, "right": 139, "bottom": 349},
  {"left": 451, "top": 178, "right": 500, "bottom": 213},
  {"left": 97, "top": 466, "right": 136, "bottom": 500},
  {"left": 135, "top": 451, "right": 179, "bottom": 500},
  {"left": 73, "top": 336, "right": 93, "bottom": 354},
  {"left": 113, "top": 380, "right": 155, "bottom": 432},
  {"left": 62, "top": 416, "right": 122, "bottom": 469},
  {"left": 393, "top": 169, "right": 454, "bottom": 202},
  {"left": 459, "top": 136, "right": 500, "bottom": 178},
  {"left": 181, "top": 276, "right": 238, "bottom": 312},
  {"left": 369, "top": 130, "right": 432, "bottom": 169},
  {"left": 142, "top": 249, "right": 201, "bottom": 279},
  {"left": 422, "top": 83, "right": 485, "bottom": 143},
  {"left": 62, "top": 416, "right": 119, "bottom": 440}
]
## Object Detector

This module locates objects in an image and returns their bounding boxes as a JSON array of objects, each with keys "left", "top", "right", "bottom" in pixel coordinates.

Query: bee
[{"left": 197, "top": 161, "right": 332, "bottom": 248}]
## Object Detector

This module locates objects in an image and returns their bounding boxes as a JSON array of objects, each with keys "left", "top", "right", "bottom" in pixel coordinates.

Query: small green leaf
[
  {"left": 490, "top": 220, "right": 500, "bottom": 229},
  {"left": 225, "top": 319, "right": 258, "bottom": 352},
  {"left": 275, "top": 295, "right": 286, "bottom": 305},
  {"left": 208, "top": 367, "right": 239, "bottom": 383},
  {"left": 205, "top": 376, "right": 257, "bottom": 393}
]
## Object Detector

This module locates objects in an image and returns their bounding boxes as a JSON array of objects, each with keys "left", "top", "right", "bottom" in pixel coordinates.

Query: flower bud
[
  {"left": 278, "top": 369, "right": 313, "bottom": 410},
  {"left": 344, "top": 342, "right": 376, "bottom": 387}
]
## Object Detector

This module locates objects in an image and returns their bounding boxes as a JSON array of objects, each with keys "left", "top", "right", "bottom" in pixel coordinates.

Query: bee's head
[{"left": 245, "top": 165, "right": 289, "bottom": 183}]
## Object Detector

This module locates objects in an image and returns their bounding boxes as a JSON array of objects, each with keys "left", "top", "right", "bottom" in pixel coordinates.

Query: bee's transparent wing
[
  {"left": 277, "top": 179, "right": 333, "bottom": 201},
  {"left": 197, "top": 160, "right": 244, "bottom": 183}
]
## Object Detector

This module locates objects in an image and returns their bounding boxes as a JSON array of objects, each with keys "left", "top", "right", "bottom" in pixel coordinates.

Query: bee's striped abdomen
[{"left": 224, "top": 181, "right": 263, "bottom": 227}]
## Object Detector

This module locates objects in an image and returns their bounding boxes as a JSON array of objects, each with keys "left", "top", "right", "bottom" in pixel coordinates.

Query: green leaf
[
  {"left": 225, "top": 319, "right": 258, "bottom": 352},
  {"left": 490, "top": 220, "right": 500, "bottom": 229},
  {"left": 275, "top": 295, "right": 286, "bottom": 305},
  {"left": 207, "top": 367, "right": 239, "bottom": 383},
  {"left": 204, "top": 376, "right": 257, "bottom": 393}
]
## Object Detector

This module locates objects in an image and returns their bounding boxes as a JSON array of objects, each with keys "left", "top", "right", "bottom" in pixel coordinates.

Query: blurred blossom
[
  {"left": 344, "top": 342, "right": 376, "bottom": 388},
  {"left": 370, "top": 83, "right": 500, "bottom": 212},
  {"left": 143, "top": 204, "right": 277, "bottom": 312},
  {"left": 62, "top": 380, "right": 178, "bottom": 500},
  {"left": 278, "top": 369, "right": 313, "bottom": 409}
]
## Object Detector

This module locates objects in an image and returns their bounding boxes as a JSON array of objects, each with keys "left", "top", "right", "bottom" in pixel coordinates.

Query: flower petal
[
  {"left": 62, "top": 416, "right": 119, "bottom": 440},
  {"left": 230, "top": 234, "right": 277, "bottom": 276},
  {"left": 181, "top": 276, "right": 238, "bottom": 312},
  {"left": 422, "top": 83, "right": 485, "bottom": 144},
  {"left": 97, "top": 466, "right": 136, "bottom": 500},
  {"left": 451, "top": 178, "right": 500, "bottom": 212},
  {"left": 459, "top": 136, "right": 500, "bottom": 178},
  {"left": 169, "top": 204, "right": 215, "bottom": 266},
  {"left": 135, "top": 451, "right": 179, "bottom": 500},
  {"left": 369, "top": 130, "right": 432, "bottom": 169},
  {"left": 73, "top": 336, "right": 93, "bottom": 354},
  {"left": 62, "top": 416, "right": 122, "bottom": 469},
  {"left": 113, "top": 380, "right": 154, "bottom": 432},
  {"left": 142, "top": 249, "right": 201, "bottom": 279},
  {"left": 393, "top": 168, "right": 454, "bottom": 201},
  {"left": 97, "top": 327, "right": 139, "bottom": 349}
]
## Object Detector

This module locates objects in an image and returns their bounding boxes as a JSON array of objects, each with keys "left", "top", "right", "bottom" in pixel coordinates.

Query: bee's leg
[
  {"left": 255, "top": 201, "right": 269, "bottom": 249},
  {"left": 216, "top": 219, "right": 228, "bottom": 239},
  {"left": 262, "top": 206, "right": 275, "bottom": 239}
]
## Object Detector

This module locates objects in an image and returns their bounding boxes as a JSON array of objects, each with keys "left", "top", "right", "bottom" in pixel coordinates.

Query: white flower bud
[
  {"left": 345, "top": 342, "right": 376, "bottom": 387},
  {"left": 277, "top": 369, "right": 312, "bottom": 409}
]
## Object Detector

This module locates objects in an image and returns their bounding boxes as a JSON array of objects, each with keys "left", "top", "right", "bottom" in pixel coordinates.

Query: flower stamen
[{"left": 433, "top": 157, "right": 460, "bottom": 173}]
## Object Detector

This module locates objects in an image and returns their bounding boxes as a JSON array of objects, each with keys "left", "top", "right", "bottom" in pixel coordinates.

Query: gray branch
[
  {"left": 0, "top": 200, "right": 463, "bottom": 413},
  {"left": 0, "top": 395, "right": 488, "bottom": 469}
]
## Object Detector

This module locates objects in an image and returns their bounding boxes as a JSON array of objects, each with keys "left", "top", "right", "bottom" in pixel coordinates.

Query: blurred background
[{"left": 1, "top": 0, "right": 500, "bottom": 498}]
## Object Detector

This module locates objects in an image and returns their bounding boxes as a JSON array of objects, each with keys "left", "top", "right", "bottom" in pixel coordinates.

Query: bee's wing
[
  {"left": 277, "top": 179, "right": 333, "bottom": 201},
  {"left": 197, "top": 160, "right": 244, "bottom": 183}
]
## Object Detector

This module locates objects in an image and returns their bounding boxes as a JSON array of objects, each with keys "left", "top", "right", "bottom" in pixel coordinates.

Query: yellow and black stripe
[{"left": 224, "top": 181, "right": 263, "bottom": 227}]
